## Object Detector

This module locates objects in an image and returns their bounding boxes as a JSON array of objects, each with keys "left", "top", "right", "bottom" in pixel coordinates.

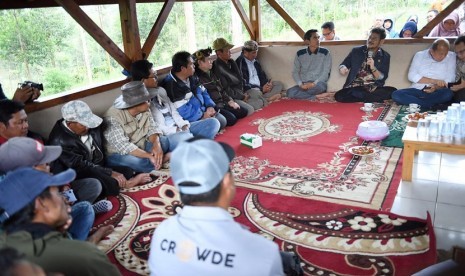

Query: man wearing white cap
[
  {"left": 148, "top": 138, "right": 285, "bottom": 275},
  {"left": 48, "top": 100, "right": 152, "bottom": 210},
  {"left": 0, "top": 167, "right": 120, "bottom": 275}
]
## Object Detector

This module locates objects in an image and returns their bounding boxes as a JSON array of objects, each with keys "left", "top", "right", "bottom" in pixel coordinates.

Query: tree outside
[{"left": 0, "top": 0, "right": 459, "bottom": 98}]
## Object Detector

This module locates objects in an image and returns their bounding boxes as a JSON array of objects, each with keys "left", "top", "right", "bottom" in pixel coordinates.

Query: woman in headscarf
[
  {"left": 399, "top": 21, "right": 418, "bottom": 38},
  {"left": 407, "top": 14, "right": 419, "bottom": 25},
  {"left": 428, "top": 11, "right": 461, "bottom": 37}
]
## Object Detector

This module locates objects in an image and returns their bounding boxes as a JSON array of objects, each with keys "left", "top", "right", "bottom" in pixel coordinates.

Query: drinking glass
[
  {"left": 429, "top": 119, "right": 439, "bottom": 138},
  {"left": 442, "top": 120, "right": 453, "bottom": 139},
  {"left": 417, "top": 118, "right": 428, "bottom": 139}
]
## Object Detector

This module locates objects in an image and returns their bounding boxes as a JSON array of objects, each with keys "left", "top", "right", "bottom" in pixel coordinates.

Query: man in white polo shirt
[{"left": 148, "top": 138, "right": 285, "bottom": 275}]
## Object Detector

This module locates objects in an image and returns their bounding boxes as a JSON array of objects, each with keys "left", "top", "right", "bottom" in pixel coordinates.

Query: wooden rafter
[
  {"left": 119, "top": 0, "right": 142, "bottom": 61},
  {"left": 230, "top": 0, "right": 255, "bottom": 40},
  {"left": 265, "top": 0, "right": 304, "bottom": 39},
  {"left": 249, "top": 0, "right": 260, "bottom": 41},
  {"left": 54, "top": 0, "right": 132, "bottom": 69},
  {"left": 141, "top": 0, "right": 175, "bottom": 59},
  {"left": 415, "top": 0, "right": 465, "bottom": 38}
]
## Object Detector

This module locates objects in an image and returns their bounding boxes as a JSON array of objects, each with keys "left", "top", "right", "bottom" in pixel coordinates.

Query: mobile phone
[
  {"left": 422, "top": 85, "right": 432, "bottom": 91},
  {"left": 448, "top": 79, "right": 461, "bottom": 88},
  {"left": 61, "top": 189, "right": 77, "bottom": 203}
]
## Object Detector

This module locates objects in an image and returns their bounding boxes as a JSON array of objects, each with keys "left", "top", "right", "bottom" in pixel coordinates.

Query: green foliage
[
  {"left": 43, "top": 68, "right": 73, "bottom": 95},
  {"left": 0, "top": 1, "right": 454, "bottom": 97}
]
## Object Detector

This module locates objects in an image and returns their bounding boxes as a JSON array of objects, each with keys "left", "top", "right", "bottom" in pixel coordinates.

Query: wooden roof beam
[
  {"left": 141, "top": 0, "right": 175, "bottom": 59},
  {"left": 231, "top": 0, "right": 255, "bottom": 40},
  {"left": 266, "top": 0, "right": 304, "bottom": 39},
  {"left": 119, "top": 0, "right": 143, "bottom": 61},
  {"left": 415, "top": 0, "right": 465, "bottom": 38},
  {"left": 54, "top": 0, "right": 132, "bottom": 69}
]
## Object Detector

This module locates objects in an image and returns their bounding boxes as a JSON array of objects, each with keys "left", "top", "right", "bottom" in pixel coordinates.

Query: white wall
[
  {"left": 258, "top": 42, "right": 430, "bottom": 91},
  {"left": 29, "top": 41, "right": 434, "bottom": 138}
]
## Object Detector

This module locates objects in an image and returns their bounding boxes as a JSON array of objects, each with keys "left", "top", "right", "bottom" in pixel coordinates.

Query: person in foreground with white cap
[
  {"left": 48, "top": 100, "right": 153, "bottom": 209},
  {"left": 0, "top": 167, "right": 120, "bottom": 275},
  {"left": 0, "top": 137, "right": 114, "bottom": 244},
  {"left": 236, "top": 40, "right": 283, "bottom": 103},
  {"left": 103, "top": 81, "right": 191, "bottom": 173},
  {"left": 148, "top": 138, "right": 285, "bottom": 275}
]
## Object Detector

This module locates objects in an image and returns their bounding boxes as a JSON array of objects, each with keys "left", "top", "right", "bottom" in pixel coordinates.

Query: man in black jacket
[
  {"left": 48, "top": 100, "right": 152, "bottom": 205},
  {"left": 235, "top": 40, "right": 283, "bottom": 103}
]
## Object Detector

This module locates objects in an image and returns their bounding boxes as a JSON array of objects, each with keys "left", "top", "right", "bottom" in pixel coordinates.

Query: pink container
[{"left": 356, "top": 120, "right": 389, "bottom": 141}]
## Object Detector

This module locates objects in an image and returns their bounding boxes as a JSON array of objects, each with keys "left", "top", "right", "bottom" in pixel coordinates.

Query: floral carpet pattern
[
  {"left": 93, "top": 100, "right": 435, "bottom": 276},
  {"left": 216, "top": 100, "right": 402, "bottom": 210}
]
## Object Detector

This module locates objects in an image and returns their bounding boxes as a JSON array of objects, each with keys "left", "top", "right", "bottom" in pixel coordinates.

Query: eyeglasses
[{"left": 323, "top": 31, "right": 333, "bottom": 37}]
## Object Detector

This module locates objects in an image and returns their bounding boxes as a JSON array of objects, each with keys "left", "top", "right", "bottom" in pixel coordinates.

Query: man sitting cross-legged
[
  {"left": 104, "top": 81, "right": 191, "bottom": 173},
  {"left": 287, "top": 29, "right": 332, "bottom": 100},
  {"left": 212, "top": 37, "right": 266, "bottom": 114},
  {"left": 131, "top": 59, "right": 218, "bottom": 139},
  {"left": 334, "top": 27, "right": 396, "bottom": 103},
  {"left": 0, "top": 167, "right": 120, "bottom": 275},
  {"left": 160, "top": 51, "right": 225, "bottom": 133},
  {"left": 236, "top": 40, "right": 283, "bottom": 103},
  {"left": 48, "top": 100, "right": 152, "bottom": 210},
  {"left": 392, "top": 38, "right": 455, "bottom": 110}
]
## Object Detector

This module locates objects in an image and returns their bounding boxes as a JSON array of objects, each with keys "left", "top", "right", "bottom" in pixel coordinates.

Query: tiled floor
[{"left": 391, "top": 152, "right": 465, "bottom": 252}]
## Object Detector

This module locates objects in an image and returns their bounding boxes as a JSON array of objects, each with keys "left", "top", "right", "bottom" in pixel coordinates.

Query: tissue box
[{"left": 240, "top": 133, "right": 262, "bottom": 149}]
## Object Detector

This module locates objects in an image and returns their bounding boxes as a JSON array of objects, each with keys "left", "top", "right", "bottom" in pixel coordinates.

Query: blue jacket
[
  {"left": 340, "top": 45, "right": 391, "bottom": 88},
  {"left": 161, "top": 72, "right": 216, "bottom": 122}
]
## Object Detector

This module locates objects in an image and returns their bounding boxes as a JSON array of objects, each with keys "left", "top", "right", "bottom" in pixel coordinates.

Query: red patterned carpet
[{"left": 93, "top": 99, "right": 436, "bottom": 275}]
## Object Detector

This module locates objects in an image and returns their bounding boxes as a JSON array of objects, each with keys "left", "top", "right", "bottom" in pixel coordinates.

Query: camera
[{"left": 19, "top": 81, "right": 44, "bottom": 91}]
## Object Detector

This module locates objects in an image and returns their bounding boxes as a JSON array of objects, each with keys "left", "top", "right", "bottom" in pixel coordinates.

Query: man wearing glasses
[
  {"left": 287, "top": 29, "right": 332, "bottom": 100},
  {"left": 320, "top": 21, "right": 341, "bottom": 41}
]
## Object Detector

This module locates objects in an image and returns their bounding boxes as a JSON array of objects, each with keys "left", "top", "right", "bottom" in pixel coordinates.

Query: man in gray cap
[
  {"left": 236, "top": 40, "right": 283, "bottom": 103},
  {"left": 212, "top": 37, "right": 266, "bottom": 113},
  {"left": 148, "top": 138, "right": 285, "bottom": 275},
  {"left": 0, "top": 167, "right": 120, "bottom": 275},
  {"left": 103, "top": 81, "right": 191, "bottom": 173},
  {"left": 48, "top": 100, "right": 152, "bottom": 208}
]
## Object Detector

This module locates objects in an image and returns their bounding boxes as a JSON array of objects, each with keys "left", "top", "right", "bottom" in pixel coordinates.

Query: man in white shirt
[
  {"left": 148, "top": 138, "right": 285, "bottom": 276},
  {"left": 392, "top": 38, "right": 455, "bottom": 110}
]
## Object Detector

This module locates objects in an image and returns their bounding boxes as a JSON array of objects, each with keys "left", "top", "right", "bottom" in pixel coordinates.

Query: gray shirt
[{"left": 292, "top": 47, "right": 332, "bottom": 86}]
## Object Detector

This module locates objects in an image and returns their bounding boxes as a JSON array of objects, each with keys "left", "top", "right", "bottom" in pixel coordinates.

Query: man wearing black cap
[
  {"left": 148, "top": 138, "right": 284, "bottom": 275},
  {"left": 0, "top": 167, "right": 120, "bottom": 275}
]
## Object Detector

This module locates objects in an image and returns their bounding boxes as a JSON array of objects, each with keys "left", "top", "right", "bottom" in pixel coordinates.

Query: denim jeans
[
  {"left": 189, "top": 118, "right": 221, "bottom": 139},
  {"left": 105, "top": 131, "right": 192, "bottom": 173},
  {"left": 68, "top": 201, "right": 94, "bottom": 241},
  {"left": 392, "top": 88, "right": 453, "bottom": 109},
  {"left": 286, "top": 82, "right": 327, "bottom": 100}
]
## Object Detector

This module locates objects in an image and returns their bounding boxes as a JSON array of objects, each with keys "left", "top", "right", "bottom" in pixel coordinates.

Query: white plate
[
  {"left": 360, "top": 107, "right": 374, "bottom": 112},
  {"left": 406, "top": 107, "right": 421, "bottom": 113},
  {"left": 348, "top": 146, "right": 378, "bottom": 156}
]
